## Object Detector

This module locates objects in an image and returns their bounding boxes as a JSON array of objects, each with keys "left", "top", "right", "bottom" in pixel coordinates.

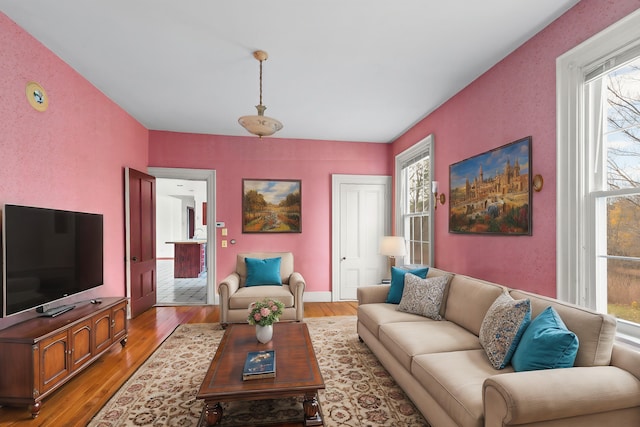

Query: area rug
[{"left": 88, "top": 317, "right": 429, "bottom": 426}]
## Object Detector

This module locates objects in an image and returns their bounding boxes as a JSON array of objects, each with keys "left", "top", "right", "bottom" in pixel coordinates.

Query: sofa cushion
[
  {"left": 511, "top": 306, "right": 579, "bottom": 372},
  {"left": 444, "top": 274, "right": 506, "bottom": 336},
  {"left": 379, "top": 321, "right": 482, "bottom": 371},
  {"left": 479, "top": 292, "right": 531, "bottom": 369},
  {"left": 510, "top": 290, "right": 616, "bottom": 367},
  {"left": 357, "top": 303, "right": 430, "bottom": 339},
  {"left": 244, "top": 257, "right": 282, "bottom": 287},
  {"left": 237, "top": 252, "right": 294, "bottom": 285},
  {"left": 412, "top": 349, "right": 512, "bottom": 427},
  {"left": 386, "top": 266, "right": 429, "bottom": 304},
  {"left": 398, "top": 274, "right": 453, "bottom": 320},
  {"left": 229, "top": 285, "right": 294, "bottom": 309}
]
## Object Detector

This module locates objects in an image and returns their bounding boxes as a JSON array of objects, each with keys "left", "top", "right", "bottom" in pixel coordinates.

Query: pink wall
[
  {"left": 0, "top": 13, "right": 149, "bottom": 328},
  {"left": 2, "top": 0, "right": 638, "bottom": 323},
  {"left": 392, "top": 0, "right": 640, "bottom": 296},
  {"left": 149, "top": 132, "right": 391, "bottom": 291}
]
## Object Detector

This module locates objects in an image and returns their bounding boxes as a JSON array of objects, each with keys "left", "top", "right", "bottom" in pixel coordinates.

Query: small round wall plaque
[{"left": 25, "top": 82, "right": 48, "bottom": 112}]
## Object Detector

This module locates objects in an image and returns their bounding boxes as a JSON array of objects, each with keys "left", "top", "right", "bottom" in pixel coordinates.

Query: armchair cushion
[
  {"left": 237, "top": 252, "right": 294, "bottom": 286},
  {"left": 229, "top": 285, "right": 295, "bottom": 309},
  {"left": 245, "top": 257, "right": 282, "bottom": 287}
]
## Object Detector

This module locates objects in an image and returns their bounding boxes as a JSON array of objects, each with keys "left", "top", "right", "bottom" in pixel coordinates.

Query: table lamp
[{"left": 379, "top": 236, "right": 407, "bottom": 282}]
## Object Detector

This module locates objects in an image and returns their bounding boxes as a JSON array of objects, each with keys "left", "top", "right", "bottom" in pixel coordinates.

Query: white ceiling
[{"left": 1, "top": 1, "right": 579, "bottom": 143}]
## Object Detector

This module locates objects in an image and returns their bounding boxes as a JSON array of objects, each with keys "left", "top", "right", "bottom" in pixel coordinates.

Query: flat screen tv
[{"left": 1, "top": 204, "right": 104, "bottom": 317}]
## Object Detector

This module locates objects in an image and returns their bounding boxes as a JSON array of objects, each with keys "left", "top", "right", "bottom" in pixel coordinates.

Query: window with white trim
[
  {"left": 557, "top": 9, "right": 640, "bottom": 343},
  {"left": 395, "top": 135, "right": 434, "bottom": 266}
]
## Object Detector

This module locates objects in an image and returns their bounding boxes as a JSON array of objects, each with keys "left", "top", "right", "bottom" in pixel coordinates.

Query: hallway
[{"left": 156, "top": 259, "right": 207, "bottom": 305}]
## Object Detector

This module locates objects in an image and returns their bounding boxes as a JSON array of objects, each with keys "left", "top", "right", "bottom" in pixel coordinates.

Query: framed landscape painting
[
  {"left": 449, "top": 136, "right": 532, "bottom": 235},
  {"left": 242, "top": 179, "right": 301, "bottom": 233}
]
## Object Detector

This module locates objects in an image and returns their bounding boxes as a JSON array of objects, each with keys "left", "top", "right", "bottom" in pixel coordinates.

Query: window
[
  {"left": 395, "top": 135, "right": 434, "bottom": 266},
  {"left": 557, "top": 9, "right": 640, "bottom": 343}
]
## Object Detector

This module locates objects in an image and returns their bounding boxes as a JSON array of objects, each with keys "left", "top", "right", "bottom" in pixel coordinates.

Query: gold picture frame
[
  {"left": 449, "top": 136, "right": 532, "bottom": 235},
  {"left": 242, "top": 179, "right": 301, "bottom": 233}
]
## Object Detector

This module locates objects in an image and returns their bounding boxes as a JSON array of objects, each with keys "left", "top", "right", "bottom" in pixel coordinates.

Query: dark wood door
[
  {"left": 188, "top": 206, "right": 195, "bottom": 238},
  {"left": 126, "top": 168, "right": 157, "bottom": 318}
]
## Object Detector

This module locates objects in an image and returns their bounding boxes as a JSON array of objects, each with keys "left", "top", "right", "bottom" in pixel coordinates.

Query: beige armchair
[{"left": 218, "top": 252, "right": 305, "bottom": 327}]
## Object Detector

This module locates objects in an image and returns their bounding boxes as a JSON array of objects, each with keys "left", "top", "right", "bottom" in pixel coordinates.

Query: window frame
[
  {"left": 395, "top": 134, "right": 435, "bottom": 266},
  {"left": 557, "top": 9, "right": 640, "bottom": 344}
]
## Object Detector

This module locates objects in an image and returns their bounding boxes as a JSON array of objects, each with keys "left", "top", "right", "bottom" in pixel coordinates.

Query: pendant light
[{"left": 238, "top": 50, "right": 283, "bottom": 138}]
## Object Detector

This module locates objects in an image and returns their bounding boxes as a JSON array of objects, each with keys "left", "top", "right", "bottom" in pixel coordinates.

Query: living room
[{"left": 1, "top": 1, "right": 640, "bottom": 425}]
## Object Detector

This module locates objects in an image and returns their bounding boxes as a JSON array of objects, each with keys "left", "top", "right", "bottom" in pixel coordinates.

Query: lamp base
[{"left": 383, "top": 256, "right": 398, "bottom": 280}]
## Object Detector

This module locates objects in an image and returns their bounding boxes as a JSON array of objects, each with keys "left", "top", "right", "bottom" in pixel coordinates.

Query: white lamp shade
[{"left": 379, "top": 236, "right": 407, "bottom": 257}]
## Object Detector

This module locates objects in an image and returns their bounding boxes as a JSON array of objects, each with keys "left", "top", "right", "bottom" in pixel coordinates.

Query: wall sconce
[
  {"left": 532, "top": 174, "right": 544, "bottom": 192},
  {"left": 379, "top": 236, "right": 407, "bottom": 281},
  {"left": 432, "top": 181, "right": 446, "bottom": 209}
]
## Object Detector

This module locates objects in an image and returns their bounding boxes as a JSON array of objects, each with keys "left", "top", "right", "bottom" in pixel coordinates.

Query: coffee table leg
[
  {"left": 204, "top": 402, "right": 223, "bottom": 426},
  {"left": 303, "top": 392, "right": 323, "bottom": 426}
]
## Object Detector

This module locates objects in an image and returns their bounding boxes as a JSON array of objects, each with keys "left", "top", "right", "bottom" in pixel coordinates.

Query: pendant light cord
[{"left": 259, "top": 59, "right": 263, "bottom": 106}]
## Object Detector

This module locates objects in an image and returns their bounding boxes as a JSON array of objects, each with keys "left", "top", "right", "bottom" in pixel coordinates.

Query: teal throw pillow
[
  {"left": 386, "top": 266, "right": 429, "bottom": 304},
  {"left": 511, "top": 306, "right": 579, "bottom": 372},
  {"left": 245, "top": 257, "right": 282, "bottom": 287},
  {"left": 479, "top": 292, "right": 531, "bottom": 369}
]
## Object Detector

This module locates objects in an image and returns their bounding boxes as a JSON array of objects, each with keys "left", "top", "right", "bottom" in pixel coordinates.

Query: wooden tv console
[{"left": 0, "top": 297, "right": 128, "bottom": 418}]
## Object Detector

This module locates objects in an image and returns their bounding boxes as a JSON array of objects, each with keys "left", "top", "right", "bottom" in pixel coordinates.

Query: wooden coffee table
[{"left": 197, "top": 322, "right": 325, "bottom": 426}]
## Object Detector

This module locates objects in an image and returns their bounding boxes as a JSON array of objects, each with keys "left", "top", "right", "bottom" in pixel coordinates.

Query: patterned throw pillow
[
  {"left": 479, "top": 292, "right": 531, "bottom": 369},
  {"left": 397, "top": 273, "right": 453, "bottom": 320}
]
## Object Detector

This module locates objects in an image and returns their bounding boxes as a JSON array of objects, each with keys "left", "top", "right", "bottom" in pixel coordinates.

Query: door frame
[
  {"left": 147, "top": 167, "right": 217, "bottom": 304},
  {"left": 331, "top": 174, "right": 392, "bottom": 301}
]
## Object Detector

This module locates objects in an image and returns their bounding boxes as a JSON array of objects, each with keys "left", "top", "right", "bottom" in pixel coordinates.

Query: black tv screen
[{"left": 1, "top": 204, "right": 104, "bottom": 316}]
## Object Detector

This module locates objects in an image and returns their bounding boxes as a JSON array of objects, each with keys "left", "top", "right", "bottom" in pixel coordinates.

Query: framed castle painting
[
  {"left": 242, "top": 179, "right": 301, "bottom": 233},
  {"left": 448, "top": 136, "right": 532, "bottom": 235}
]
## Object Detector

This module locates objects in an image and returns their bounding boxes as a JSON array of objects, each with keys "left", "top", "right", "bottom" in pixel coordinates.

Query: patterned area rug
[{"left": 88, "top": 317, "right": 429, "bottom": 426}]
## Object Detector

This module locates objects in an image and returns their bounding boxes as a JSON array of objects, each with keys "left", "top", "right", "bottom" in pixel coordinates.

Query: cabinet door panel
[
  {"left": 40, "top": 331, "right": 69, "bottom": 394},
  {"left": 93, "top": 312, "right": 112, "bottom": 354},
  {"left": 112, "top": 302, "right": 128, "bottom": 343},
  {"left": 70, "top": 320, "right": 93, "bottom": 371}
]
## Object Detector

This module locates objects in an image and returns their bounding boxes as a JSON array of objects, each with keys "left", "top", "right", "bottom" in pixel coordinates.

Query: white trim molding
[{"left": 147, "top": 167, "right": 217, "bottom": 305}]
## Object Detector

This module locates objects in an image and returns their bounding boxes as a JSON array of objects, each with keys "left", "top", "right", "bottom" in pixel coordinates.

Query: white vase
[{"left": 256, "top": 324, "right": 273, "bottom": 343}]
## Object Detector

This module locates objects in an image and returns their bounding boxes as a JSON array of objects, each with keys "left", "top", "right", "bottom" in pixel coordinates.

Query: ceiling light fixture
[{"left": 238, "top": 50, "right": 283, "bottom": 138}]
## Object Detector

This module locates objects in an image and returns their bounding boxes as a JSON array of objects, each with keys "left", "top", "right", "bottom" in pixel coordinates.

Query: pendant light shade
[{"left": 238, "top": 50, "right": 283, "bottom": 138}]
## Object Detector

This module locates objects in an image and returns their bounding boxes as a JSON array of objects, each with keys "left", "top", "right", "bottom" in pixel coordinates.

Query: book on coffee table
[{"left": 242, "top": 350, "right": 276, "bottom": 380}]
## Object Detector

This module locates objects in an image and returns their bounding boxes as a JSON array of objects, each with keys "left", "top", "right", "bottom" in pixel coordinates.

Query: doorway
[
  {"left": 148, "top": 167, "right": 217, "bottom": 305},
  {"left": 331, "top": 174, "right": 392, "bottom": 301}
]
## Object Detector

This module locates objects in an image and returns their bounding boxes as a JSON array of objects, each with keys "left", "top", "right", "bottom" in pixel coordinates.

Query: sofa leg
[
  {"left": 358, "top": 336, "right": 363, "bottom": 343},
  {"left": 221, "top": 323, "right": 229, "bottom": 329}
]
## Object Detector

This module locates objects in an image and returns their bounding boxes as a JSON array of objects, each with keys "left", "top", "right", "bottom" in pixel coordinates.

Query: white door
[{"left": 332, "top": 175, "right": 391, "bottom": 301}]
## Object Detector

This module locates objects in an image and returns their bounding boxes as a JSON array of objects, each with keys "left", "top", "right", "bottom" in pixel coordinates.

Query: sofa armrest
[
  {"left": 483, "top": 366, "right": 640, "bottom": 426},
  {"left": 357, "top": 285, "right": 390, "bottom": 305},
  {"left": 288, "top": 272, "right": 306, "bottom": 300},
  {"left": 218, "top": 272, "right": 240, "bottom": 297},
  {"left": 289, "top": 272, "right": 305, "bottom": 321},
  {"left": 218, "top": 273, "right": 240, "bottom": 324}
]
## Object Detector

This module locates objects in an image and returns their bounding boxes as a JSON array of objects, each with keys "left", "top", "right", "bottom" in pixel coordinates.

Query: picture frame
[
  {"left": 242, "top": 179, "right": 301, "bottom": 233},
  {"left": 449, "top": 136, "right": 532, "bottom": 235}
]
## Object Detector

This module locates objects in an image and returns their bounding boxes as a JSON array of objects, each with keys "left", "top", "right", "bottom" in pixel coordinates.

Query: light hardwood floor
[{"left": 0, "top": 302, "right": 358, "bottom": 426}]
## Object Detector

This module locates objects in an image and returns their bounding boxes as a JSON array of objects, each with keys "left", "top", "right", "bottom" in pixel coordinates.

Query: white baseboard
[{"left": 303, "top": 291, "right": 333, "bottom": 302}]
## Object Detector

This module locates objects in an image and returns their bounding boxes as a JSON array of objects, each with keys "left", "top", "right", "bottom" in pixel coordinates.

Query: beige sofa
[
  {"left": 357, "top": 267, "right": 640, "bottom": 427},
  {"left": 218, "top": 252, "right": 305, "bottom": 326}
]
